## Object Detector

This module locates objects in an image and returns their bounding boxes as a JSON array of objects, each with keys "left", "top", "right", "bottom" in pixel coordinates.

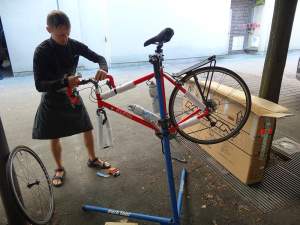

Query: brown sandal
[
  {"left": 87, "top": 157, "right": 111, "bottom": 169},
  {"left": 52, "top": 167, "right": 66, "bottom": 187}
]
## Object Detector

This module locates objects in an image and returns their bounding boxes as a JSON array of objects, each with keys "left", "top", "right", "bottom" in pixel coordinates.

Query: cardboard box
[{"left": 184, "top": 81, "right": 291, "bottom": 184}]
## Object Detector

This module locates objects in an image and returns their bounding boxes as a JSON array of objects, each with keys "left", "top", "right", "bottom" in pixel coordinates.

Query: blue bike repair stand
[{"left": 82, "top": 47, "right": 187, "bottom": 225}]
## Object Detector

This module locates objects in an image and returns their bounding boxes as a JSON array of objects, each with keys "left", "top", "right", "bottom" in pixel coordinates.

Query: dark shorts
[{"left": 32, "top": 92, "right": 93, "bottom": 140}]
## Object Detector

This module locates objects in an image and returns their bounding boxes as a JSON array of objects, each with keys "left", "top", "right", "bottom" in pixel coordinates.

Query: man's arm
[
  {"left": 33, "top": 49, "right": 68, "bottom": 92},
  {"left": 74, "top": 41, "right": 108, "bottom": 72}
]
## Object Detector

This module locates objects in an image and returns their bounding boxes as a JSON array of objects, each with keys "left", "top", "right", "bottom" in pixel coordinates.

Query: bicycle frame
[{"left": 92, "top": 70, "right": 209, "bottom": 135}]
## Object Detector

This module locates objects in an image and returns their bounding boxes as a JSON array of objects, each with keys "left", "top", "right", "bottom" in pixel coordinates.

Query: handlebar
[
  {"left": 79, "top": 79, "right": 93, "bottom": 85},
  {"left": 67, "top": 74, "right": 115, "bottom": 105},
  {"left": 78, "top": 75, "right": 116, "bottom": 89}
]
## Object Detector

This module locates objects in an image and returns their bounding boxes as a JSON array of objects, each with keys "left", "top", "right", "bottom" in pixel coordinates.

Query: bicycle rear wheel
[
  {"left": 6, "top": 145, "right": 54, "bottom": 225},
  {"left": 169, "top": 66, "right": 251, "bottom": 144}
]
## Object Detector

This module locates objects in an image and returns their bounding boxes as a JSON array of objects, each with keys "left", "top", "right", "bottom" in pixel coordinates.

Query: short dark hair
[{"left": 47, "top": 10, "right": 70, "bottom": 28}]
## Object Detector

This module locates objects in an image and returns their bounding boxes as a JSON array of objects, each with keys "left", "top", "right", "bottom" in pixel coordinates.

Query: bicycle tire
[
  {"left": 169, "top": 66, "right": 251, "bottom": 144},
  {"left": 6, "top": 145, "right": 54, "bottom": 225}
]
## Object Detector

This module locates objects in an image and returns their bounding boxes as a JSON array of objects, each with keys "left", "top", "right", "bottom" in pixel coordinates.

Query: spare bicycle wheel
[{"left": 6, "top": 145, "right": 54, "bottom": 225}]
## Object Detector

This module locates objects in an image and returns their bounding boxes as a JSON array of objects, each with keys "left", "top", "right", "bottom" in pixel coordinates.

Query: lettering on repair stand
[{"left": 107, "top": 209, "right": 131, "bottom": 217}]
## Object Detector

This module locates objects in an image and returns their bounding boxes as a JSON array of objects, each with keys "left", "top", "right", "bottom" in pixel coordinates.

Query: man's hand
[
  {"left": 68, "top": 75, "right": 82, "bottom": 89},
  {"left": 95, "top": 69, "right": 108, "bottom": 81}
]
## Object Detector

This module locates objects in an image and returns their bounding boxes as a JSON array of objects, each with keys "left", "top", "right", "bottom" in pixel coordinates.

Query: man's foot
[
  {"left": 52, "top": 167, "right": 66, "bottom": 187},
  {"left": 87, "top": 157, "right": 111, "bottom": 169}
]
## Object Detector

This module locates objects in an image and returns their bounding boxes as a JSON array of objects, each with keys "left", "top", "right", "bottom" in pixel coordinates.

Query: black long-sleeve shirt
[{"left": 33, "top": 38, "right": 108, "bottom": 92}]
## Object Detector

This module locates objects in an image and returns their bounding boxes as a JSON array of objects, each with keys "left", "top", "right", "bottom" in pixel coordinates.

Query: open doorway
[{"left": 0, "top": 16, "right": 13, "bottom": 79}]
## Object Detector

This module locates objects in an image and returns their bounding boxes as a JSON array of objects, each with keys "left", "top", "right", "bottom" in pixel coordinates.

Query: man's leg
[
  {"left": 51, "top": 138, "right": 63, "bottom": 168},
  {"left": 50, "top": 138, "right": 65, "bottom": 186},
  {"left": 83, "top": 130, "right": 110, "bottom": 168},
  {"left": 83, "top": 130, "right": 96, "bottom": 160}
]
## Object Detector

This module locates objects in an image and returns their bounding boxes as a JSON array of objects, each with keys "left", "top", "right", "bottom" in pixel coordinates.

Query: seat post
[
  {"left": 155, "top": 43, "right": 163, "bottom": 54},
  {"left": 149, "top": 43, "right": 164, "bottom": 76}
]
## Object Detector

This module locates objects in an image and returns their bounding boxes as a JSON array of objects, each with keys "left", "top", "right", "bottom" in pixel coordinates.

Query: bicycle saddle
[{"left": 144, "top": 28, "right": 174, "bottom": 47}]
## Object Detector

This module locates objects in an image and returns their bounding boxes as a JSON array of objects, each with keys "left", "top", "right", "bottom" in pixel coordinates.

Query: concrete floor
[{"left": 0, "top": 51, "right": 300, "bottom": 225}]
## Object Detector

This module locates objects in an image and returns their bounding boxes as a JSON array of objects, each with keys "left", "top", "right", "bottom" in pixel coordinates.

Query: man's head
[{"left": 46, "top": 10, "right": 71, "bottom": 45}]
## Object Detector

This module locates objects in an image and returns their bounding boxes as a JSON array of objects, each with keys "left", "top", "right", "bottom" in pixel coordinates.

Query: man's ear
[{"left": 46, "top": 26, "right": 52, "bottom": 34}]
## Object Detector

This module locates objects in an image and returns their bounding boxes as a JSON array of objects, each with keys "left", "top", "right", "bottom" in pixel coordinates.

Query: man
[{"left": 33, "top": 10, "right": 111, "bottom": 187}]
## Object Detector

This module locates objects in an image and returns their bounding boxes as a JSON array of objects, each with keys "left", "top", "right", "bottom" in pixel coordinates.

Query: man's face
[{"left": 47, "top": 25, "right": 70, "bottom": 45}]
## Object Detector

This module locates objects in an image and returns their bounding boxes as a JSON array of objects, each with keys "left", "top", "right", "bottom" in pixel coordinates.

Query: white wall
[
  {"left": 107, "top": 0, "right": 231, "bottom": 63},
  {"left": 256, "top": 0, "right": 274, "bottom": 52},
  {"left": 1, "top": 0, "right": 231, "bottom": 73},
  {"left": 58, "top": 0, "right": 108, "bottom": 69},
  {"left": 57, "top": 0, "right": 82, "bottom": 41},
  {"left": 0, "top": 0, "right": 108, "bottom": 72},
  {"left": 3, "top": 0, "right": 299, "bottom": 73},
  {"left": 258, "top": 0, "right": 300, "bottom": 52},
  {"left": 289, "top": 3, "right": 300, "bottom": 50},
  {"left": 0, "top": 0, "right": 57, "bottom": 73},
  {"left": 76, "top": 0, "right": 109, "bottom": 68}
]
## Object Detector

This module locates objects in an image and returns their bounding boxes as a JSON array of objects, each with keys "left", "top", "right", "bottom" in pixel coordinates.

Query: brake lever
[
  {"left": 105, "top": 75, "right": 117, "bottom": 94},
  {"left": 106, "top": 75, "right": 116, "bottom": 89}
]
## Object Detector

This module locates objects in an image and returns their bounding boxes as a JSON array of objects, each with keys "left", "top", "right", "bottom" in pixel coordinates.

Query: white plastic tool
[{"left": 96, "top": 109, "right": 113, "bottom": 149}]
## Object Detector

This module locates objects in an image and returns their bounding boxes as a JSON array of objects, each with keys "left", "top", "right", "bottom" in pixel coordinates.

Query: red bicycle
[{"left": 76, "top": 29, "right": 251, "bottom": 146}]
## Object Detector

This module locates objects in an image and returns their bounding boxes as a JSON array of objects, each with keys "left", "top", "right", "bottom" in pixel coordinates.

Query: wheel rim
[
  {"left": 7, "top": 146, "right": 54, "bottom": 225},
  {"left": 169, "top": 67, "right": 251, "bottom": 144}
]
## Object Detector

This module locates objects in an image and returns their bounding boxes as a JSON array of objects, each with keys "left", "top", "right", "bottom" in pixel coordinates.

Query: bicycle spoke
[
  {"left": 38, "top": 182, "right": 51, "bottom": 194},
  {"left": 186, "top": 126, "right": 211, "bottom": 135},
  {"left": 174, "top": 107, "right": 197, "bottom": 118},
  {"left": 16, "top": 174, "right": 31, "bottom": 185},
  {"left": 16, "top": 153, "right": 31, "bottom": 182},
  {"left": 36, "top": 187, "right": 46, "bottom": 218},
  {"left": 34, "top": 188, "right": 44, "bottom": 219}
]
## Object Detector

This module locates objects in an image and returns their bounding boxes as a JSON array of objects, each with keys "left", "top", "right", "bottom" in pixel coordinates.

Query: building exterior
[
  {"left": 229, "top": 0, "right": 300, "bottom": 53},
  {"left": 0, "top": 0, "right": 299, "bottom": 75}
]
